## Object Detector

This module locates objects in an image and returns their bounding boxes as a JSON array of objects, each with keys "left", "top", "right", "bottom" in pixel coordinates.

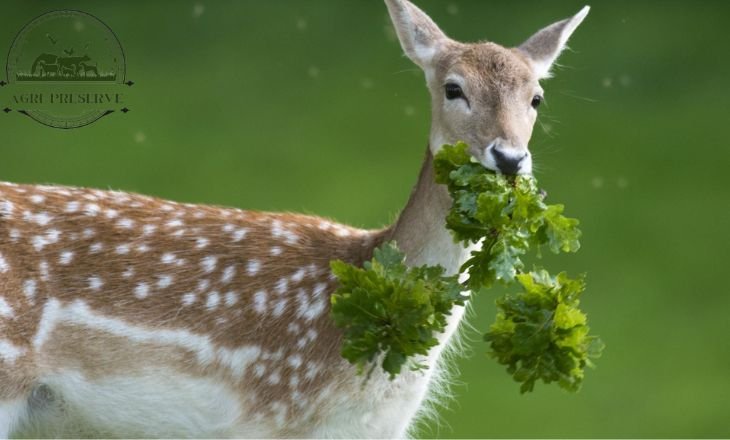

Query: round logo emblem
[{"left": 6, "top": 10, "right": 127, "bottom": 128}]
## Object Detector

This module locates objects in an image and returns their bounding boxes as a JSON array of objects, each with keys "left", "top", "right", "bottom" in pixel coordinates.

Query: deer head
[{"left": 385, "top": 0, "right": 589, "bottom": 175}]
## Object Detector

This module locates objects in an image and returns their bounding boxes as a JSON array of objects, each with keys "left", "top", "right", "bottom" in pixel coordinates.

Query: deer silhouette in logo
[{"left": 31, "top": 54, "right": 91, "bottom": 78}]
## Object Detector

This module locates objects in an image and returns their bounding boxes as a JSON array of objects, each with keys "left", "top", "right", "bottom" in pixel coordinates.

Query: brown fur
[{"left": 0, "top": 181, "right": 394, "bottom": 426}]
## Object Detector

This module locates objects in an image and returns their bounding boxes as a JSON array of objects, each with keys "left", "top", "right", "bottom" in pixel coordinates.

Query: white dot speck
[
  {"left": 291, "top": 268, "right": 306, "bottom": 283},
  {"left": 206, "top": 291, "right": 221, "bottom": 310},
  {"left": 135, "top": 282, "right": 150, "bottom": 299},
  {"left": 247, "top": 259, "right": 261, "bottom": 276},
  {"left": 232, "top": 228, "right": 248, "bottom": 242},
  {"left": 88, "top": 276, "right": 104, "bottom": 291},
  {"left": 157, "top": 275, "right": 174, "bottom": 289},
  {"left": 253, "top": 290, "right": 267, "bottom": 314},
  {"left": 224, "top": 291, "right": 238, "bottom": 307},
  {"left": 30, "top": 194, "right": 45, "bottom": 204},
  {"left": 196, "top": 237, "right": 209, "bottom": 249},
  {"left": 161, "top": 253, "right": 176, "bottom": 264},
  {"left": 23, "top": 279, "right": 37, "bottom": 300},
  {"left": 181, "top": 292, "right": 196, "bottom": 306},
  {"left": 117, "top": 218, "right": 134, "bottom": 229},
  {"left": 221, "top": 265, "right": 236, "bottom": 284},
  {"left": 59, "top": 251, "right": 74, "bottom": 265},
  {"left": 201, "top": 256, "right": 218, "bottom": 273}
]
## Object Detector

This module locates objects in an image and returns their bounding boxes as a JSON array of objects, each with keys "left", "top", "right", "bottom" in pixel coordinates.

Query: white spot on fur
[
  {"left": 84, "top": 203, "right": 100, "bottom": 216},
  {"left": 30, "top": 194, "right": 45, "bottom": 204},
  {"left": 116, "top": 244, "right": 131, "bottom": 255},
  {"left": 0, "top": 339, "right": 25, "bottom": 364},
  {"left": 224, "top": 291, "right": 238, "bottom": 307},
  {"left": 23, "top": 279, "right": 37, "bottom": 301},
  {"left": 195, "top": 237, "right": 209, "bottom": 249},
  {"left": 1, "top": 200, "right": 15, "bottom": 216},
  {"left": 253, "top": 290, "right": 267, "bottom": 314},
  {"left": 275, "top": 278, "right": 288, "bottom": 295},
  {"left": 232, "top": 228, "right": 248, "bottom": 242},
  {"left": 65, "top": 201, "right": 80, "bottom": 213},
  {"left": 0, "top": 297, "right": 14, "bottom": 318},
  {"left": 157, "top": 275, "right": 174, "bottom": 289},
  {"left": 206, "top": 291, "right": 221, "bottom": 309},
  {"left": 246, "top": 259, "right": 261, "bottom": 276},
  {"left": 288, "top": 354, "right": 303, "bottom": 369},
  {"left": 58, "top": 251, "right": 74, "bottom": 265},
  {"left": 88, "top": 276, "right": 104, "bottom": 291},
  {"left": 166, "top": 219, "right": 184, "bottom": 228},
  {"left": 201, "top": 256, "right": 217, "bottom": 273},
  {"left": 181, "top": 292, "right": 197, "bottom": 306},
  {"left": 117, "top": 218, "right": 135, "bottom": 229},
  {"left": 270, "top": 246, "right": 283, "bottom": 256},
  {"left": 143, "top": 224, "right": 157, "bottom": 236},
  {"left": 291, "top": 268, "right": 306, "bottom": 283},
  {"left": 0, "top": 253, "right": 8, "bottom": 273},
  {"left": 122, "top": 267, "right": 135, "bottom": 279},
  {"left": 267, "top": 370, "right": 282, "bottom": 385},
  {"left": 254, "top": 364, "right": 266, "bottom": 378},
  {"left": 221, "top": 265, "right": 236, "bottom": 284},
  {"left": 105, "top": 209, "right": 119, "bottom": 219},
  {"left": 272, "top": 298, "right": 287, "bottom": 317},
  {"left": 90, "top": 242, "right": 103, "bottom": 253},
  {"left": 39, "top": 260, "right": 50, "bottom": 281},
  {"left": 161, "top": 253, "right": 176, "bottom": 264},
  {"left": 135, "top": 282, "right": 150, "bottom": 299}
]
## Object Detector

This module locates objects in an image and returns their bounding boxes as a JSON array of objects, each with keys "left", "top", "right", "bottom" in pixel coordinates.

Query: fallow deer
[{"left": 0, "top": 1, "right": 588, "bottom": 437}]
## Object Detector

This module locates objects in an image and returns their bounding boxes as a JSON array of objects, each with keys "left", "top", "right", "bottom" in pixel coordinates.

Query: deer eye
[
  {"left": 531, "top": 95, "right": 543, "bottom": 109},
  {"left": 445, "top": 83, "right": 465, "bottom": 101}
]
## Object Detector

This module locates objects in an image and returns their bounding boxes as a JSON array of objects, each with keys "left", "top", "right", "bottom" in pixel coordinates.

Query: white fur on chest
[{"left": 311, "top": 232, "right": 478, "bottom": 438}]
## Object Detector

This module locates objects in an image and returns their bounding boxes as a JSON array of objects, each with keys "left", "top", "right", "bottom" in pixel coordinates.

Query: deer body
[
  {"left": 0, "top": 156, "right": 466, "bottom": 438},
  {"left": 0, "top": 1, "right": 588, "bottom": 437}
]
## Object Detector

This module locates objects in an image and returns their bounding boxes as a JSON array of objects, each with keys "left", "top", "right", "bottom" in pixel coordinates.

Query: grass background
[{"left": 1, "top": 1, "right": 728, "bottom": 437}]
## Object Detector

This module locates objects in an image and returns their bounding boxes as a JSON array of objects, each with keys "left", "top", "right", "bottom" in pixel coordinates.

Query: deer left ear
[{"left": 518, "top": 6, "right": 590, "bottom": 79}]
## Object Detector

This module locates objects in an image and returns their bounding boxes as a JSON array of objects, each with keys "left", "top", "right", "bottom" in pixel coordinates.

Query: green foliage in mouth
[{"left": 331, "top": 142, "right": 603, "bottom": 393}]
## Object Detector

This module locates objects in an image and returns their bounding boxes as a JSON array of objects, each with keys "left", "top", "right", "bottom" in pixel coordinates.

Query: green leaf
[{"left": 330, "top": 242, "right": 466, "bottom": 379}]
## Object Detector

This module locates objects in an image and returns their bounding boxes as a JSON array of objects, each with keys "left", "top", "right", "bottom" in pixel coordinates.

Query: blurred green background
[{"left": 1, "top": 1, "right": 728, "bottom": 438}]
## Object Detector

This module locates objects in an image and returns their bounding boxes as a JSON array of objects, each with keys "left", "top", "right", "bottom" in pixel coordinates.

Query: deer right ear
[{"left": 385, "top": 0, "right": 448, "bottom": 69}]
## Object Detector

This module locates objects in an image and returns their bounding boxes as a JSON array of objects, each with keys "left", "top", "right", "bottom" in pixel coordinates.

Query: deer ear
[
  {"left": 518, "top": 6, "right": 590, "bottom": 79},
  {"left": 385, "top": 0, "right": 449, "bottom": 69}
]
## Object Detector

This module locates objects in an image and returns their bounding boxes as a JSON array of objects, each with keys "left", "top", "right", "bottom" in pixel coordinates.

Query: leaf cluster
[
  {"left": 433, "top": 142, "right": 581, "bottom": 290},
  {"left": 330, "top": 243, "right": 468, "bottom": 378},
  {"left": 486, "top": 270, "right": 605, "bottom": 393},
  {"left": 329, "top": 142, "right": 602, "bottom": 393}
]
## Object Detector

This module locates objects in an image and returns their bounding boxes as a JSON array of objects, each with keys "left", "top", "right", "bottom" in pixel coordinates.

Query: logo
[{"left": 1, "top": 10, "right": 132, "bottom": 129}]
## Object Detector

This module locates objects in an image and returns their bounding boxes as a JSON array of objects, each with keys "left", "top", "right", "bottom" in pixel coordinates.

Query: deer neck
[{"left": 388, "top": 146, "right": 468, "bottom": 275}]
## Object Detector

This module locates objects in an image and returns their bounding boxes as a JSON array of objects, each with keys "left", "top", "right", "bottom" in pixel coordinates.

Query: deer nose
[{"left": 491, "top": 147, "right": 529, "bottom": 175}]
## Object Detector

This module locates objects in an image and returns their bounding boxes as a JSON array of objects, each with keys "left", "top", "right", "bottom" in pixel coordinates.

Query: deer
[{"left": 0, "top": 1, "right": 588, "bottom": 437}]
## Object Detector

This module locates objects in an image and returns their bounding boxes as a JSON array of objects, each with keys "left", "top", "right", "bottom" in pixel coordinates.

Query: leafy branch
[{"left": 330, "top": 142, "right": 603, "bottom": 392}]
